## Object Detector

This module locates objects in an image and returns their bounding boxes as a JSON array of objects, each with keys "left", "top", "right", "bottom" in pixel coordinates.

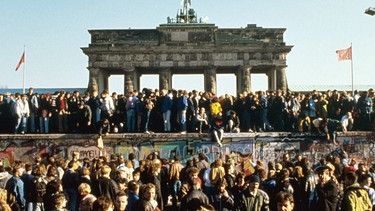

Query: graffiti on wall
[{"left": 0, "top": 134, "right": 374, "bottom": 167}]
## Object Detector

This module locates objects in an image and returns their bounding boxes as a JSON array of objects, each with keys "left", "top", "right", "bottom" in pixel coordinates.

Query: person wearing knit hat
[
  {"left": 248, "top": 174, "right": 261, "bottom": 184},
  {"left": 238, "top": 174, "right": 270, "bottom": 211}
]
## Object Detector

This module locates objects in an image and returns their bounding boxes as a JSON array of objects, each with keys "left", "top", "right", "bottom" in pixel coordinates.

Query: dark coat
[{"left": 309, "top": 179, "right": 338, "bottom": 211}]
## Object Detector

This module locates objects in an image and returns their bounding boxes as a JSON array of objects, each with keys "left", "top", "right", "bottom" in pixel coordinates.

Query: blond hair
[{"left": 78, "top": 183, "right": 92, "bottom": 195}]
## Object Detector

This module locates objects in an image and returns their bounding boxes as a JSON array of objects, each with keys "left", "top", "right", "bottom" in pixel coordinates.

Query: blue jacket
[
  {"left": 177, "top": 95, "right": 188, "bottom": 111},
  {"left": 161, "top": 94, "right": 173, "bottom": 113}
]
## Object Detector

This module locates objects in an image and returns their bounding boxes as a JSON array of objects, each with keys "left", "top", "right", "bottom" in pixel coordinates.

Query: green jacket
[
  {"left": 237, "top": 188, "right": 270, "bottom": 211},
  {"left": 341, "top": 183, "right": 372, "bottom": 211}
]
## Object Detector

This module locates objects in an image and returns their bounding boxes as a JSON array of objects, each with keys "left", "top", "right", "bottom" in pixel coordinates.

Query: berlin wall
[{"left": 0, "top": 132, "right": 374, "bottom": 170}]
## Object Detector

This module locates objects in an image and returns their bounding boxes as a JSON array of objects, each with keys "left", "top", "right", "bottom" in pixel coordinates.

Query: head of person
[
  {"left": 132, "top": 169, "right": 141, "bottom": 182},
  {"left": 127, "top": 180, "right": 140, "bottom": 194},
  {"left": 247, "top": 174, "right": 260, "bottom": 192},
  {"left": 115, "top": 191, "right": 128, "bottom": 211},
  {"left": 52, "top": 193, "right": 67, "bottom": 209},
  {"left": 142, "top": 183, "right": 156, "bottom": 201},
  {"left": 93, "top": 196, "right": 114, "bottom": 211},
  {"left": 78, "top": 183, "right": 92, "bottom": 196},
  {"left": 315, "top": 164, "right": 332, "bottom": 184},
  {"left": 359, "top": 173, "right": 373, "bottom": 187},
  {"left": 116, "top": 178, "right": 127, "bottom": 191},
  {"left": 275, "top": 192, "right": 294, "bottom": 211},
  {"left": 283, "top": 153, "right": 290, "bottom": 162},
  {"left": 216, "top": 179, "right": 227, "bottom": 193},
  {"left": 101, "top": 165, "right": 112, "bottom": 177},
  {"left": 188, "top": 177, "right": 202, "bottom": 191},
  {"left": 187, "top": 167, "right": 199, "bottom": 179},
  {"left": 344, "top": 171, "right": 358, "bottom": 187}
]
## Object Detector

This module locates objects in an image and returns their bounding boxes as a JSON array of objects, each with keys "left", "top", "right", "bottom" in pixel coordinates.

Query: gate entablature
[{"left": 82, "top": 3, "right": 292, "bottom": 95}]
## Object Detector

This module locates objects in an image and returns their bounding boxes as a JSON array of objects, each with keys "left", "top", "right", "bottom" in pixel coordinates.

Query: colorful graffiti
[{"left": 0, "top": 133, "right": 374, "bottom": 167}]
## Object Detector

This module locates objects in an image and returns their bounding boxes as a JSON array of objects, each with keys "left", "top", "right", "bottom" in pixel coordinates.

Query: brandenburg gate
[{"left": 82, "top": 1, "right": 292, "bottom": 95}]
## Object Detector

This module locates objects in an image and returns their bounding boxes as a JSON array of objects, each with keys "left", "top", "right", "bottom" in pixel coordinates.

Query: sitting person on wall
[
  {"left": 96, "top": 118, "right": 111, "bottom": 136},
  {"left": 196, "top": 107, "right": 210, "bottom": 133},
  {"left": 340, "top": 112, "right": 354, "bottom": 134},
  {"left": 298, "top": 113, "right": 311, "bottom": 132},
  {"left": 211, "top": 113, "right": 224, "bottom": 147},
  {"left": 225, "top": 110, "right": 240, "bottom": 133},
  {"left": 110, "top": 109, "right": 125, "bottom": 133}
]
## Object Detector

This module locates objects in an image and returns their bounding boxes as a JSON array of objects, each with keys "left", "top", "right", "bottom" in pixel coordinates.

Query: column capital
[
  {"left": 88, "top": 67, "right": 100, "bottom": 75},
  {"left": 123, "top": 67, "right": 136, "bottom": 73}
]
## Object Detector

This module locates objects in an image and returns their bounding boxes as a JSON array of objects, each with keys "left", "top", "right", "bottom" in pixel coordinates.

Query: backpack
[{"left": 30, "top": 177, "right": 47, "bottom": 202}]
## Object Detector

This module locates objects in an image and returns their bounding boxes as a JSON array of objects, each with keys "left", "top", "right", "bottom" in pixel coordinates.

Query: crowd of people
[
  {"left": 0, "top": 147, "right": 375, "bottom": 211},
  {"left": 0, "top": 87, "right": 373, "bottom": 139}
]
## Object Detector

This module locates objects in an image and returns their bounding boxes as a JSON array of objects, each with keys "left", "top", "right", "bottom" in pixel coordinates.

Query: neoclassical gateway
[{"left": 82, "top": 1, "right": 292, "bottom": 95}]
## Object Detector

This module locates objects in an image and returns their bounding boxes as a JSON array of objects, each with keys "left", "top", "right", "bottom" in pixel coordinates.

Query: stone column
[
  {"left": 159, "top": 68, "right": 172, "bottom": 91},
  {"left": 267, "top": 68, "right": 277, "bottom": 91},
  {"left": 123, "top": 68, "right": 136, "bottom": 94},
  {"left": 204, "top": 67, "right": 217, "bottom": 95},
  {"left": 87, "top": 68, "right": 106, "bottom": 94},
  {"left": 103, "top": 71, "right": 110, "bottom": 92},
  {"left": 276, "top": 66, "right": 288, "bottom": 92},
  {"left": 236, "top": 66, "right": 252, "bottom": 94}
]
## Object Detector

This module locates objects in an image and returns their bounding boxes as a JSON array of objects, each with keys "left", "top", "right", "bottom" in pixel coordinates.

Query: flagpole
[
  {"left": 350, "top": 43, "right": 354, "bottom": 96},
  {"left": 22, "top": 45, "right": 26, "bottom": 94}
]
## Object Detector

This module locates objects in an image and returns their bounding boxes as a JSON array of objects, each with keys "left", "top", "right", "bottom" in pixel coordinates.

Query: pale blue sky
[{"left": 1, "top": 1, "right": 375, "bottom": 96}]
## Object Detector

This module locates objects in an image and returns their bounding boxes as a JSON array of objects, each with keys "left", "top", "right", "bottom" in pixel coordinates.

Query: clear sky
[{"left": 1, "top": 0, "right": 375, "bottom": 96}]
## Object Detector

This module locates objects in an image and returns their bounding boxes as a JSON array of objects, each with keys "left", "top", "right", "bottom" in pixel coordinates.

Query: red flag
[
  {"left": 336, "top": 47, "right": 352, "bottom": 61},
  {"left": 15, "top": 52, "right": 25, "bottom": 71}
]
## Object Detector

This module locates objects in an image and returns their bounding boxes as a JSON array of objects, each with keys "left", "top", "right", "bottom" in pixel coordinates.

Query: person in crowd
[
  {"left": 5, "top": 165, "right": 25, "bottom": 209},
  {"left": 62, "top": 160, "right": 79, "bottom": 211},
  {"left": 50, "top": 193, "right": 69, "bottom": 211},
  {"left": 21, "top": 163, "right": 34, "bottom": 211},
  {"left": 340, "top": 111, "right": 354, "bottom": 133},
  {"left": 29, "top": 164, "right": 47, "bottom": 211},
  {"left": 180, "top": 177, "right": 210, "bottom": 211},
  {"left": 126, "top": 181, "right": 139, "bottom": 211},
  {"left": 100, "top": 90, "right": 115, "bottom": 121},
  {"left": 88, "top": 90, "right": 101, "bottom": 125},
  {"left": 38, "top": 92, "right": 52, "bottom": 133},
  {"left": 15, "top": 94, "right": 30, "bottom": 134},
  {"left": 275, "top": 192, "right": 294, "bottom": 211},
  {"left": 78, "top": 182, "right": 97, "bottom": 211},
  {"left": 43, "top": 180, "right": 64, "bottom": 210},
  {"left": 312, "top": 117, "right": 341, "bottom": 145},
  {"left": 309, "top": 164, "right": 338, "bottom": 211},
  {"left": 77, "top": 102, "right": 92, "bottom": 133},
  {"left": 169, "top": 155, "right": 184, "bottom": 209},
  {"left": 161, "top": 89, "right": 173, "bottom": 132},
  {"left": 196, "top": 107, "right": 210, "bottom": 133},
  {"left": 92, "top": 196, "right": 114, "bottom": 211},
  {"left": 177, "top": 89, "right": 188, "bottom": 134},
  {"left": 132, "top": 183, "right": 159, "bottom": 211},
  {"left": 27, "top": 87, "right": 39, "bottom": 133},
  {"left": 258, "top": 90, "right": 273, "bottom": 132},
  {"left": 359, "top": 173, "right": 375, "bottom": 210},
  {"left": 211, "top": 113, "right": 225, "bottom": 147},
  {"left": 341, "top": 171, "right": 372, "bottom": 211},
  {"left": 92, "top": 165, "right": 119, "bottom": 201},
  {"left": 147, "top": 159, "right": 163, "bottom": 210},
  {"left": 114, "top": 191, "right": 128, "bottom": 211},
  {"left": 237, "top": 174, "right": 270, "bottom": 211},
  {"left": 226, "top": 110, "right": 240, "bottom": 133},
  {"left": 209, "top": 179, "right": 234, "bottom": 211},
  {"left": 0, "top": 189, "right": 12, "bottom": 211},
  {"left": 68, "top": 90, "right": 82, "bottom": 133},
  {"left": 97, "top": 118, "right": 111, "bottom": 136}
]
